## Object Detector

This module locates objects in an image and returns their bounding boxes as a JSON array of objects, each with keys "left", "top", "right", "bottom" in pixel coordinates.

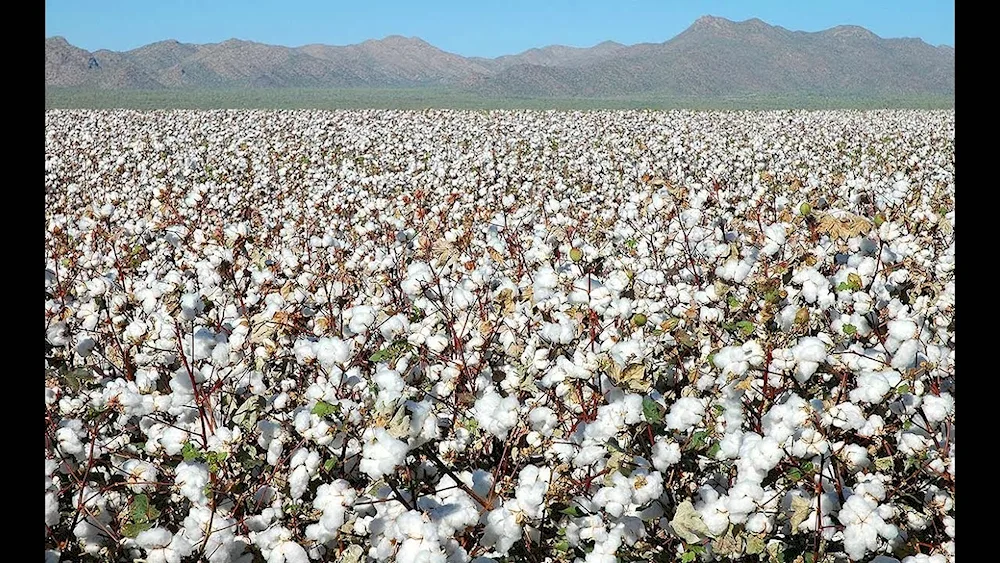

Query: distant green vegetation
[{"left": 45, "top": 87, "right": 954, "bottom": 111}]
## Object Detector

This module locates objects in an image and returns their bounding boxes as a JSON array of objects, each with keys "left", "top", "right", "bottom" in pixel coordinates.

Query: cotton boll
[
  {"left": 527, "top": 406, "right": 557, "bottom": 436},
  {"left": 849, "top": 371, "right": 894, "bottom": 404},
  {"left": 373, "top": 365, "right": 405, "bottom": 406},
  {"left": 315, "top": 337, "right": 351, "bottom": 367},
  {"left": 921, "top": 393, "right": 954, "bottom": 424},
  {"left": 473, "top": 391, "right": 520, "bottom": 439},
  {"left": 360, "top": 428, "right": 409, "bottom": 479},
  {"left": 174, "top": 461, "right": 211, "bottom": 505},
  {"left": 791, "top": 337, "right": 827, "bottom": 382},
  {"left": 891, "top": 339, "right": 921, "bottom": 370},
  {"left": 665, "top": 397, "right": 705, "bottom": 431},
  {"left": 267, "top": 541, "right": 310, "bottom": 563},
  {"left": 480, "top": 504, "right": 521, "bottom": 555},
  {"left": 651, "top": 439, "right": 681, "bottom": 471}
]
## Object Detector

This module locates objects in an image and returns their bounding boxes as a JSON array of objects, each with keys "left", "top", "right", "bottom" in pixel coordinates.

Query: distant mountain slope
[{"left": 45, "top": 15, "right": 954, "bottom": 98}]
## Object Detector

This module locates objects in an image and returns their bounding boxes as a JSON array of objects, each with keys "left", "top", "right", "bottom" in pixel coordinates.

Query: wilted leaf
[
  {"left": 669, "top": 500, "right": 714, "bottom": 543},
  {"left": 790, "top": 494, "right": 812, "bottom": 531}
]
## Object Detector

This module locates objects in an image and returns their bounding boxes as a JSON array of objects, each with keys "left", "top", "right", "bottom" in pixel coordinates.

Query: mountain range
[{"left": 45, "top": 15, "right": 954, "bottom": 98}]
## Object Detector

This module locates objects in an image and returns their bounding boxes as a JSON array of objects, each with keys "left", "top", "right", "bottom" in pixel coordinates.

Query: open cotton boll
[
  {"left": 473, "top": 391, "right": 520, "bottom": 439},
  {"left": 266, "top": 540, "right": 310, "bottom": 563},
  {"left": 665, "top": 397, "right": 706, "bottom": 431},
  {"left": 373, "top": 365, "right": 405, "bottom": 406},
  {"left": 179, "top": 293, "right": 204, "bottom": 320},
  {"left": 174, "top": 461, "right": 211, "bottom": 505},
  {"left": 528, "top": 406, "right": 558, "bottom": 436},
  {"left": 902, "top": 556, "right": 947, "bottom": 563},
  {"left": 513, "top": 465, "right": 551, "bottom": 519},
  {"left": 122, "top": 459, "right": 159, "bottom": 492},
  {"left": 346, "top": 305, "right": 376, "bottom": 334},
  {"left": 891, "top": 339, "right": 921, "bottom": 370},
  {"left": 651, "top": 439, "right": 682, "bottom": 473},
  {"left": 360, "top": 428, "right": 409, "bottom": 479},
  {"left": 791, "top": 337, "right": 827, "bottom": 382},
  {"left": 315, "top": 337, "right": 351, "bottom": 367},
  {"left": 401, "top": 262, "right": 434, "bottom": 295},
  {"left": 480, "top": 504, "right": 521, "bottom": 555},
  {"left": 921, "top": 393, "right": 954, "bottom": 424},
  {"left": 761, "top": 223, "right": 786, "bottom": 257},
  {"left": 849, "top": 371, "right": 897, "bottom": 404}
]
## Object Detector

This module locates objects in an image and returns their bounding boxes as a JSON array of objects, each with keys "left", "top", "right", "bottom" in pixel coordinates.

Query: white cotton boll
[
  {"left": 174, "top": 461, "right": 210, "bottom": 505},
  {"left": 609, "top": 339, "right": 643, "bottom": 368},
  {"left": 316, "top": 337, "right": 350, "bottom": 367},
  {"left": 373, "top": 366, "right": 405, "bottom": 406},
  {"left": 887, "top": 319, "right": 917, "bottom": 341},
  {"left": 136, "top": 527, "right": 173, "bottom": 549},
  {"left": 123, "top": 459, "right": 159, "bottom": 492},
  {"left": 289, "top": 465, "right": 310, "bottom": 500},
  {"left": 293, "top": 339, "right": 317, "bottom": 364},
  {"left": 402, "top": 262, "right": 434, "bottom": 295},
  {"left": 921, "top": 393, "right": 954, "bottom": 424},
  {"left": 665, "top": 397, "right": 705, "bottom": 431},
  {"left": 473, "top": 391, "right": 520, "bottom": 439},
  {"left": 45, "top": 492, "right": 59, "bottom": 526},
  {"left": 593, "top": 474, "right": 633, "bottom": 518},
  {"left": 425, "top": 334, "right": 449, "bottom": 354},
  {"left": 902, "top": 556, "right": 947, "bottom": 563},
  {"left": 890, "top": 338, "right": 921, "bottom": 370},
  {"left": 839, "top": 443, "right": 870, "bottom": 472},
  {"left": 380, "top": 314, "right": 410, "bottom": 341},
  {"left": 180, "top": 293, "right": 204, "bottom": 320},
  {"left": 631, "top": 469, "right": 663, "bottom": 506},
  {"left": 651, "top": 439, "right": 681, "bottom": 471},
  {"left": 792, "top": 337, "right": 827, "bottom": 382},
  {"left": 514, "top": 465, "right": 551, "bottom": 519},
  {"left": 761, "top": 223, "right": 786, "bottom": 257},
  {"left": 347, "top": 305, "right": 375, "bottom": 334},
  {"left": 480, "top": 505, "right": 521, "bottom": 555},
  {"left": 360, "top": 428, "right": 409, "bottom": 479},
  {"left": 849, "top": 372, "right": 894, "bottom": 404},
  {"left": 528, "top": 406, "right": 557, "bottom": 436},
  {"left": 267, "top": 541, "right": 310, "bottom": 563}
]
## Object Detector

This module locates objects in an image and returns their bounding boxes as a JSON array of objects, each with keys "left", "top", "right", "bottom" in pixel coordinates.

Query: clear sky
[{"left": 45, "top": 0, "right": 955, "bottom": 56}]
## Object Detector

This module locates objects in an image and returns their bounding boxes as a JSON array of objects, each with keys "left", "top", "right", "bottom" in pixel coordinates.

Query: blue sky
[{"left": 45, "top": 0, "right": 954, "bottom": 56}]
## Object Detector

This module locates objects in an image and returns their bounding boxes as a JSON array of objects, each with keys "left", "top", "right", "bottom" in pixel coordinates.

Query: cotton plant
[{"left": 45, "top": 109, "right": 953, "bottom": 561}]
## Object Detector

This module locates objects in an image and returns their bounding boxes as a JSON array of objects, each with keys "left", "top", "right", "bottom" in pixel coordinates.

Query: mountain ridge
[{"left": 45, "top": 16, "right": 954, "bottom": 98}]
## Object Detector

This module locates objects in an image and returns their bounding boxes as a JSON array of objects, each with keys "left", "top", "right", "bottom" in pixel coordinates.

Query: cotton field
[{"left": 44, "top": 109, "right": 954, "bottom": 563}]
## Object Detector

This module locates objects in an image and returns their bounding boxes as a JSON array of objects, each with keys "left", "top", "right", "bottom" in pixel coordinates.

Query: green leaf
[
  {"left": 555, "top": 540, "right": 570, "bottom": 552},
  {"left": 735, "top": 321, "right": 755, "bottom": 336},
  {"left": 837, "top": 281, "right": 852, "bottom": 292},
  {"left": 311, "top": 400, "right": 339, "bottom": 418},
  {"left": 727, "top": 295, "right": 741, "bottom": 308},
  {"left": 786, "top": 468, "right": 803, "bottom": 482},
  {"left": 369, "top": 347, "right": 393, "bottom": 363},
  {"left": 182, "top": 441, "right": 202, "bottom": 462},
  {"left": 801, "top": 461, "right": 815, "bottom": 474},
  {"left": 687, "top": 430, "right": 709, "bottom": 451},
  {"left": 122, "top": 521, "right": 151, "bottom": 538},
  {"left": 681, "top": 551, "right": 697, "bottom": 563},
  {"left": 896, "top": 384, "right": 911, "bottom": 395},
  {"left": 707, "top": 442, "right": 722, "bottom": 458},
  {"left": 875, "top": 456, "right": 895, "bottom": 471},
  {"left": 842, "top": 323, "right": 857, "bottom": 335},
  {"left": 559, "top": 505, "right": 580, "bottom": 517},
  {"left": 642, "top": 397, "right": 664, "bottom": 424},
  {"left": 131, "top": 494, "right": 150, "bottom": 523}
]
